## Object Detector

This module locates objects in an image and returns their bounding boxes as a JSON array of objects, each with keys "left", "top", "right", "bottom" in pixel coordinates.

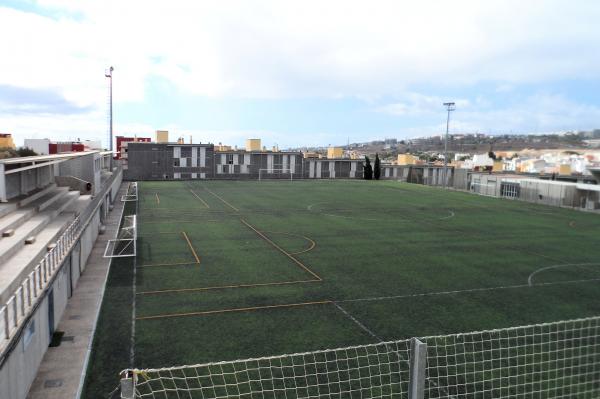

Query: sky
[{"left": 1, "top": 0, "right": 600, "bottom": 149}]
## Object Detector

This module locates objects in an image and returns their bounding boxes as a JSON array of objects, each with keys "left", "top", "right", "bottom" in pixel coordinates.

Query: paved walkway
[{"left": 27, "top": 184, "right": 126, "bottom": 399}]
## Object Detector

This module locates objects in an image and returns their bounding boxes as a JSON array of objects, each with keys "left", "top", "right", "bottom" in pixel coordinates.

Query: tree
[
  {"left": 374, "top": 153, "right": 381, "bottom": 180},
  {"left": 16, "top": 147, "right": 37, "bottom": 157},
  {"left": 364, "top": 156, "right": 373, "bottom": 180}
]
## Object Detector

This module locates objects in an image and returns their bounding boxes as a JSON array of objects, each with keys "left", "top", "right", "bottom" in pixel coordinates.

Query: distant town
[{"left": 2, "top": 128, "right": 600, "bottom": 177}]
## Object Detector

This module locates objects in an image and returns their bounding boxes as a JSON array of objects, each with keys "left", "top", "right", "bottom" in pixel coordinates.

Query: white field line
[
  {"left": 527, "top": 263, "right": 600, "bottom": 286},
  {"left": 338, "top": 276, "right": 600, "bottom": 304},
  {"left": 439, "top": 210, "right": 455, "bottom": 220},
  {"left": 332, "top": 302, "right": 384, "bottom": 342}
]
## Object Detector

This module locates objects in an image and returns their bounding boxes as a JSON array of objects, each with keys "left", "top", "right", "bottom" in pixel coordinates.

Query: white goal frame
[
  {"left": 121, "top": 182, "right": 138, "bottom": 202},
  {"left": 258, "top": 168, "right": 294, "bottom": 181},
  {"left": 104, "top": 215, "right": 137, "bottom": 258}
]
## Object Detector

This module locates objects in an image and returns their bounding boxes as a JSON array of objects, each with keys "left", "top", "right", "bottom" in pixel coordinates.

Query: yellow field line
[
  {"left": 290, "top": 236, "right": 317, "bottom": 255},
  {"left": 136, "top": 300, "right": 332, "bottom": 320},
  {"left": 189, "top": 189, "right": 210, "bottom": 208},
  {"left": 137, "top": 262, "right": 197, "bottom": 268},
  {"left": 155, "top": 193, "right": 160, "bottom": 205},
  {"left": 136, "top": 279, "right": 320, "bottom": 295},
  {"left": 204, "top": 187, "right": 239, "bottom": 211},
  {"left": 264, "top": 231, "right": 317, "bottom": 255},
  {"left": 240, "top": 219, "right": 322, "bottom": 281},
  {"left": 181, "top": 231, "right": 201, "bottom": 264}
]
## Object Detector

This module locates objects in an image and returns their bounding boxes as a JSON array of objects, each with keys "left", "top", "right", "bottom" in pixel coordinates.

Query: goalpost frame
[
  {"left": 103, "top": 215, "right": 137, "bottom": 258},
  {"left": 121, "top": 182, "right": 138, "bottom": 202},
  {"left": 258, "top": 168, "right": 294, "bottom": 181}
]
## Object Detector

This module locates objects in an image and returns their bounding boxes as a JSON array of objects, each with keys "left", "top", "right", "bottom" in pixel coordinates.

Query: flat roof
[{"left": 0, "top": 151, "right": 99, "bottom": 165}]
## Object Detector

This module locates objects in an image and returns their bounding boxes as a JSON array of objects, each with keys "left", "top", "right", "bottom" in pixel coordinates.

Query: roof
[{"left": 0, "top": 151, "right": 99, "bottom": 165}]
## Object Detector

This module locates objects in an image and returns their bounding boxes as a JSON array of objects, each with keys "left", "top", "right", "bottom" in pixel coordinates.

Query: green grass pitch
[{"left": 82, "top": 179, "right": 600, "bottom": 398}]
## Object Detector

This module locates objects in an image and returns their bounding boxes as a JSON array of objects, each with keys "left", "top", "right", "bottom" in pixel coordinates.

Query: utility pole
[
  {"left": 105, "top": 66, "right": 114, "bottom": 152},
  {"left": 443, "top": 102, "right": 455, "bottom": 189}
]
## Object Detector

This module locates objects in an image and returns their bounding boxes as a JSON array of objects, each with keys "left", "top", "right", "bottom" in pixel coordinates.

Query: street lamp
[
  {"left": 442, "top": 102, "right": 455, "bottom": 189},
  {"left": 105, "top": 66, "right": 114, "bottom": 152}
]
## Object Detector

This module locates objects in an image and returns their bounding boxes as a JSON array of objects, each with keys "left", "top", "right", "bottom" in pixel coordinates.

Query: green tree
[
  {"left": 364, "top": 156, "right": 373, "bottom": 180},
  {"left": 374, "top": 153, "right": 381, "bottom": 180},
  {"left": 16, "top": 147, "right": 37, "bottom": 157}
]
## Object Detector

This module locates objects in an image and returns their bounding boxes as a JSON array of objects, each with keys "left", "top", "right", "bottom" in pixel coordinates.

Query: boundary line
[
  {"left": 182, "top": 231, "right": 201, "bottom": 264},
  {"left": 136, "top": 300, "right": 332, "bottom": 321},
  {"left": 203, "top": 187, "right": 239, "bottom": 211},
  {"left": 332, "top": 302, "right": 383, "bottom": 341},
  {"left": 137, "top": 262, "right": 196, "bottom": 268},
  {"left": 189, "top": 189, "right": 210, "bottom": 208},
  {"left": 137, "top": 279, "right": 319, "bottom": 295},
  {"left": 338, "top": 277, "right": 600, "bottom": 304},
  {"left": 240, "top": 218, "right": 322, "bottom": 281},
  {"left": 527, "top": 262, "right": 600, "bottom": 286}
]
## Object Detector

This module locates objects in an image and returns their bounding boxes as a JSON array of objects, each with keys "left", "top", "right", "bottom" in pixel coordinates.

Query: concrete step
[
  {"left": 0, "top": 214, "right": 74, "bottom": 303},
  {"left": 0, "top": 203, "right": 17, "bottom": 219},
  {"left": 37, "top": 187, "right": 69, "bottom": 212},
  {"left": 18, "top": 183, "right": 58, "bottom": 207},
  {"left": 46, "top": 191, "right": 80, "bottom": 218},
  {"left": 0, "top": 208, "right": 36, "bottom": 237},
  {"left": 0, "top": 191, "right": 79, "bottom": 265}
]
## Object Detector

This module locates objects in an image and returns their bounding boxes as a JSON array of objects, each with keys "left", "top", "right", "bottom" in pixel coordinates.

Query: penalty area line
[
  {"left": 136, "top": 300, "right": 332, "bottom": 320},
  {"left": 203, "top": 187, "right": 239, "bottom": 212},
  {"left": 189, "top": 189, "right": 210, "bottom": 208},
  {"left": 181, "top": 231, "right": 201, "bottom": 264},
  {"left": 136, "top": 279, "right": 320, "bottom": 295},
  {"left": 240, "top": 218, "right": 322, "bottom": 281}
]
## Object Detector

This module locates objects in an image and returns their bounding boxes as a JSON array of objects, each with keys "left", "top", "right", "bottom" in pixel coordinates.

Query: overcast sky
[{"left": 2, "top": 0, "right": 600, "bottom": 149}]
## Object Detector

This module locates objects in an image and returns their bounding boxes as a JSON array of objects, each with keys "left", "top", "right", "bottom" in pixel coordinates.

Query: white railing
[{"left": 0, "top": 167, "right": 122, "bottom": 358}]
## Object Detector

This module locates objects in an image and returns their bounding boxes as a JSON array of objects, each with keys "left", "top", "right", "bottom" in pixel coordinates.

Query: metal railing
[{"left": 0, "top": 166, "right": 122, "bottom": 358}]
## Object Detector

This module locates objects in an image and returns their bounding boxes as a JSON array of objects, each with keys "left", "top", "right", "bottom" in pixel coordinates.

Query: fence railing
[
  {"left": 0, "top": 166, "right": 122, "bottom": 358},
  {"left": 120, "top": 316, "right": 600, "bottom": 399}
]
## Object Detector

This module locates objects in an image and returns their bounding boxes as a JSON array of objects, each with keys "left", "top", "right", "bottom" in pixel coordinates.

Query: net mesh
[
  {"left": 423, "top": 317, "right": 600, "bottom": 398},
  {"left": 128, "top": 340, "right": 411, "bottom": 399},
  {"left": 122, "top": 316, "right": 600, "bottom": 399}
]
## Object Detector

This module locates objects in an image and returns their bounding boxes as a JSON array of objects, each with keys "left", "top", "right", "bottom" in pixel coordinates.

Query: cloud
[
  {"left": 2, "top": 1, "right": 600, "bottom": 102},
  {"left": 0, "top": 85, "right": 92, "bottom": 115},
  {"left": 1, "top": 1, "right": 600, "bottom": 146}
]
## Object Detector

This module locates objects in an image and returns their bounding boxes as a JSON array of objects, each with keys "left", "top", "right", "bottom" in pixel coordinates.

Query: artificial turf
[{"left": 82, "top": 179, "right": 600, "bottom": 398}]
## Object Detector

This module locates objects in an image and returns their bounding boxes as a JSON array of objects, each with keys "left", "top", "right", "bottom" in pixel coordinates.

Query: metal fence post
[
  {"left": 409, "top": 337, "right": 427, "bottom": 399},
  {"left": 120, "top": 371, "right": 135, "bottom": 399}
]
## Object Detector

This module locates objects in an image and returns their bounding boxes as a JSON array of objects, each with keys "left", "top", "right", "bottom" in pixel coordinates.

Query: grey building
[{"left": 123, "top": 142, "right": 214, "bottom": 180}]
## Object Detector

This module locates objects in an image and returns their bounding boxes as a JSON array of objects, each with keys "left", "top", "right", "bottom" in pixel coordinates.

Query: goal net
[
  {"left": 118, "top": 316, "right": 600, "bottom": 398},
  {"left": 121, "top": 182, "right": 138, "bottom": 202},
  {"left": 258, "top": 168, "right": 294, "bottom": 181},
  {"left": 104, "top": 215, "right": 137, "bottom": 258}
]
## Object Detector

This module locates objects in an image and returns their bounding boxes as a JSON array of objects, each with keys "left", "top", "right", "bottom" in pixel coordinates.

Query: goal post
[
  {"left": 258, "top": 168, "right": 294, "bottom": 181},
  {"left": 121, "top": 182, "right": 138, "bottom": 202},
  {"left": 104, "top": 215, "right": 137, "bottom": 258}
]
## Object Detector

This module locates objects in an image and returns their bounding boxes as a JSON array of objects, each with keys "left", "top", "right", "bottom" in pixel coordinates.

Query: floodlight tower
[
  {"left": 443, "top": 102, "right": 455, "bottom": 189},
  {"left": 105, "top": 66, "right": 114, "bottom": 152}
]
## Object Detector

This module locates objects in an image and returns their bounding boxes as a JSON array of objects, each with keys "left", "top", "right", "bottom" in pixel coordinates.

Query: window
[
  {"left": 501, "top": 182, "right": 519, "bottom": 199},
  {"left": 173, "top": 159, "right": 180, "bottom": 167},
  {"left": 227, "top": 154, "right": 234, "bottom": 165}
]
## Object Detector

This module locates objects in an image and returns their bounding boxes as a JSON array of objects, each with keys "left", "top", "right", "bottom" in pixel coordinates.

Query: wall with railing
[{"left": 0, "top": 166, "right": 122, "bottom": 399}]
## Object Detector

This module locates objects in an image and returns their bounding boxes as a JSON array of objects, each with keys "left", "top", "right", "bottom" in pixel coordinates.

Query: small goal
[
  {"left": 258, "top": 168, "right": 294, "bottom": 181},
  {"left": 121, "top": 182, "right": 138, "bottom": 202},
  {"left": 103, "top": 215, "right": 137, "bottom": 258}
]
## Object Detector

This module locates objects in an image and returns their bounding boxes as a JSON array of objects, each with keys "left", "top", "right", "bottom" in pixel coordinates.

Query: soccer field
[{"left": 83, "top": 180, "right": 600, "bottom": 398}]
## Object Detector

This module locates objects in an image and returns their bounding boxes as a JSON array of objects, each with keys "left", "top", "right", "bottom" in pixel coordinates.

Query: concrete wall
[
  {"left": 58, "top": 153, "right": 101, "bottom": 195},
  {"left": 0, "top": 168, "right": 122, "bottom": 399},
  {"left": 2, "top": 164, "right": 54, "bottom": 201}
]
